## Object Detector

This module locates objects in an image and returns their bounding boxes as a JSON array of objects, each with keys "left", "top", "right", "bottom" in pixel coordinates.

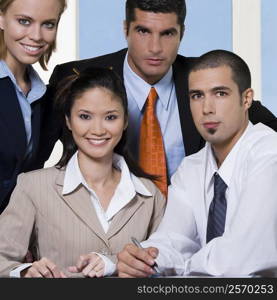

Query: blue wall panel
[
  {"left": 79, "top": 0, "right": 232, "bottom": 59},
  {"left": 79, "top": 0, "right": 126, "bottom": 58},
  {"left": 182, "top": 0, "right": 232, "bottom": 56}
]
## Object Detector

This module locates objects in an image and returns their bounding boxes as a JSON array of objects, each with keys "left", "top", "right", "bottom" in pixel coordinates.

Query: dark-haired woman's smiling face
[{"left": 66, "top": 87, "right": 127, "bottom": 163}]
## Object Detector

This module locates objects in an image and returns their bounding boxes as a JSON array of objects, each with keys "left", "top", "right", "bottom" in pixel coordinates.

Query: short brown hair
[{"left": 189, "top": 50, "right": 251, "bottom": 95}]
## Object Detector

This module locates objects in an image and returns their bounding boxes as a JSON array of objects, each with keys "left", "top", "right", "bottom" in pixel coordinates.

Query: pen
[{"left": 131, "top": 236, "right": 159, "bottom": 274}]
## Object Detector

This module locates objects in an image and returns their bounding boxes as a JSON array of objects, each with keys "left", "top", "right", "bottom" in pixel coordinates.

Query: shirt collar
[
  {"left": 62, "top": 152, "right": 83, "bottom": 195},
  {"left": 62, "top": 152, "right": 152, "bottom": 197},
  {"left": 123, "top": 52, "right": 173, "bottom": 111},
  {"left": 63, "top": 152, "right": 152, "bottom": 221},
  {"left": 0, "top": 60, "right": 46, "bottom": 102},
  {"left": 206, "top": 122, "right": 253, "bottom": 187},
  {"left": 112, "top": 153, "right": 152, "bottom": 197},
  {"left": 0, "top": 60, "right": 10, "bottom": 79},
  {"left": 105, "top": 153, "right": 152, "bottom": 220}
]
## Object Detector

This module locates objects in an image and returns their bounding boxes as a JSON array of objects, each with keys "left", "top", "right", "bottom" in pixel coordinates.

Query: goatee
[{"left": 207, "top": 128, "right": 216, "bottom": 135}]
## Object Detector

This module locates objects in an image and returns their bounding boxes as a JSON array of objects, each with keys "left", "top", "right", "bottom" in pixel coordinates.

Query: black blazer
[
  {"left": 45, "top": 49, "right": 203, "bottom": 157},
  {"left": 45, "top": 48, "right": 277, "bottom": 155},
  {"left": 0, "top": 77, "right": 47, "bottom": 213}
]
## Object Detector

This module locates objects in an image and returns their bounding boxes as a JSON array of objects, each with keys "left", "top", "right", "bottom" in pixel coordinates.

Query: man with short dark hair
[
  {"left": 43, "top": 0, "right": 277, "bottom": 194},
  {"left": 116, "top": 50, "right": 277, "bottom": 277}
]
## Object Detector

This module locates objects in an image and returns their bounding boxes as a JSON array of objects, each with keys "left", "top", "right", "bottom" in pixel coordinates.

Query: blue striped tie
[{"left": 206, "top": 173, "right": 227, "bottom": 243}]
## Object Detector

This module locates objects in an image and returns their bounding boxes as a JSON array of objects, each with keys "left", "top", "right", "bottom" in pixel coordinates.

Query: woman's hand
[
  {"left": 22, "top": 257, "right": 67, "bottom": 278},
  {"left": 24, "top": 250, "right": 34, "bottom": 263},
  {"left": 68, "top": 253, "right": 105, "bottom": 277}
]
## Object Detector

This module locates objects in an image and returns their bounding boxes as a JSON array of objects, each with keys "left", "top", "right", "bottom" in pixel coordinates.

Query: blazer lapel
[
  {"left": 71, "top": 49, "right": 127, "bottom": 82},
  {"left": 173, "top": 57, "right": 204, "bottom": 155},
  {"left": 55, "top": 171, "right": 109, "bottom": 246},
  {"left": 106, "top": 196, "right": 144, "bottom": 239},
  {"left": 0, "top": 77, "right": 27, "bottom": 159}
]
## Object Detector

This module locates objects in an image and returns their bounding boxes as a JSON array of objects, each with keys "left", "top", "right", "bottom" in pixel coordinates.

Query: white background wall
[
  {"left": 233, "top": 0, "right": 261, "bottom": 100},
  {"left": 35, "top": 0, "right": 78, "bottom": 167}
]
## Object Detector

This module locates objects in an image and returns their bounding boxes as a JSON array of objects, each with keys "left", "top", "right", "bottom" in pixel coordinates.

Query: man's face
[
  {"left": 125, "top": 8, "right": 182, "bottom": 85},
  {"left": 189, "top": 65, "right": 253, "bottom": 156}
]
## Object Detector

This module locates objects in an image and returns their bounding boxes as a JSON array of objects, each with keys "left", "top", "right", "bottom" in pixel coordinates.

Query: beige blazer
[{"left": 0, "top": 167, "right": 166, "bottom": 277}]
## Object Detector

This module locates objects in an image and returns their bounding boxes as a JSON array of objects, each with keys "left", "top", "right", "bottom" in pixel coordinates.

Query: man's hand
[
  {"left": 22, "top": 257, "right": 67, "bottom": 278},
  {"left": 117, "top": 244, "right": 158, "bottom": 278},
  {"left": 68, "top": 253, "right": 104, "bottom": 277}
]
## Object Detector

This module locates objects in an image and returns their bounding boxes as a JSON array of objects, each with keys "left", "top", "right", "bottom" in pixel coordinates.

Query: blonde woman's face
[{"left": 0, "top": 0, "right": 61, "bottom": 71}]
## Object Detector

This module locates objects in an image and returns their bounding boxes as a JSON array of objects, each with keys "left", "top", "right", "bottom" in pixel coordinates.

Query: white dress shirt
[
  {"left": 123, "top": 54, "right": 185, "bottom": 177},
  {"left": 142, "top": 122, "right": 277, "bottom": 276},
  {"left": 11, "top": 152, "right": 152, "bottom": 277}
]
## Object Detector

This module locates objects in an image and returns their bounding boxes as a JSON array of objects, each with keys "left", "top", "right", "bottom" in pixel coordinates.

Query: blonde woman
[{"left": 0, "top": 0, "right": 66, "bottom": 213}]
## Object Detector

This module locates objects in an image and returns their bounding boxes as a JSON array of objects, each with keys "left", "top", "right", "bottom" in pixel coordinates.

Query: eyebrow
[
  {"left": 161, "top": 27, "right": 178, "bottom": 35},
  {"left": 134, "top": 25, "right": 178, "bottom": 34},
  {"left": 105, "top": 110, "right": 120, "bottom": 114},
  {"left": 134, "top": 25, "right": 150, "bottom": 31},
  {"left": 189, "top": 89, "right": 202, "bottom": 95},
  {"left": 14, "top": 14, "right": 57, "bottom": 22},
  {"left": 211, "top": 86, "right": 232, "bottom": 92},
  {"left": 78, "top": 109, "right": 92, "bottom": 114},
  {"left": 78, "top": 109, "right": 120, "bottom": 114},
  {"left": 189, "top": 86, "right": 232, "bottom": 95}
]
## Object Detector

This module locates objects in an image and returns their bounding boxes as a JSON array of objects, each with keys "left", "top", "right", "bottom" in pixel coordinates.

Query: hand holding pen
[
  {"left": 131, "top": 237, "right": 160, "bottom": 276},
  {"left": 117, "top": 237, "right": 161, "bottom": 277}
]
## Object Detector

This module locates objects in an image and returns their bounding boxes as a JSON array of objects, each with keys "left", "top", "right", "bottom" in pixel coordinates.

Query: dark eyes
[
  {"left": 79, "top": 114, "right": 118, "bottom": 120},
  {"left": 190, "top": 93, "right": 203, "bottom": 100},
  {"left": 137, "top": 28, "right": 175, "bottom": 36},
  {"left": 105, "top": 115, "right": 118, "bottom": 121},
  {"left": 162, "top": 31, "right": 175, "bottom": 37},
  {"left": 190, "top": 91, "right": 228, "bottom": 100},
  {"left": 216, "top": 91, "right": 228, "bottom": 97},
  {"left": 137, "top": 28, "right": 149, "bottom": 34},
  {"left": 79, "top": 114, "right": 91, "bottom": 120}
]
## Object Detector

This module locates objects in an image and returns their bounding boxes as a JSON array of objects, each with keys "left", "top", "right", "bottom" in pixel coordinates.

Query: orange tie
[{"left": 139, "top": 87, "right": 168, "bottom": 196}]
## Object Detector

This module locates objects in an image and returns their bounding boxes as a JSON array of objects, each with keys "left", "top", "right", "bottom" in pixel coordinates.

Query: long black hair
[{"left": 54, "top": 67, "right": 157, "bottom": 180}]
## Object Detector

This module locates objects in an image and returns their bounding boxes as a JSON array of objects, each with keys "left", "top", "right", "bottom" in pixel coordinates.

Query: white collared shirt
[
  {"left": 63, "top": 152, "right": 152, "bottom": 232},
  {"left": 204, "top": 123, "right": 246, "bottom": 214},
  {"left": 123, "top": 54, "right": 185, "bottom": 178},
  {"left": 142, "top": 122, "right": 277, "bottom": 276},
  {"left": 64, "top": 152, "right": 151, "bottom": 276},
  {"left": 11, "top": 152, "right": 152, "bottom": 277}
]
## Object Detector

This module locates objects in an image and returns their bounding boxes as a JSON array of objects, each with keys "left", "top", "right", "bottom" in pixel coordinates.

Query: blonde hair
[{"left": 0, "top": 0, "right": 67, "bottom": 70}]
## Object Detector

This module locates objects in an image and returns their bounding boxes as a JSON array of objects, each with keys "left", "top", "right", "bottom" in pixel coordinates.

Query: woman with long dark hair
[{"left": 0, "top": 67, "right": 165, "bottom": 278}]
